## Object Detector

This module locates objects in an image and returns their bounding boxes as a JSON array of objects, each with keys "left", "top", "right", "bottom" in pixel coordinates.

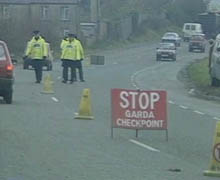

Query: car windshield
[
  {"left": 191, "top": 35, "right": 204, "bottom": 40},
  {"left": 0, "top": 44, "right": 6, "bottom": 61},
  {"left": 159, "top": 43, "right": 175, "bottom": 49},
  {"left": 164, "top": 33, "right": 177, "bottom": 37},
  {"left": 162, "top": 39, "right": 176, "bottom": 44}
]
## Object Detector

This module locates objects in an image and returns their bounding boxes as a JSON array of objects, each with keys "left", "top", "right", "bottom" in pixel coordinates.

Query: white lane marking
[
  {"left": 51, "top": 97, "right": 59, "bottom": 102},
  {"left": 194, "top": 110, "right": 205, "bottom": 115},
  {"left": 129, "top": 139, "right": 160, "bottom": 152},
  {"left": 214, "top": 117, "right": 220, "bottom": 121},
  {"left": 130, "top": 62, "right": 165, "bottom": 89},
  {"left": 179, "top": 105, "right": 188, "bottom": 109},
  {"left": 168, "top": 100, "right": 175, "bottom": 104},
  {"left": 131, "top": 69, "right": 145, "bottom": 88}
]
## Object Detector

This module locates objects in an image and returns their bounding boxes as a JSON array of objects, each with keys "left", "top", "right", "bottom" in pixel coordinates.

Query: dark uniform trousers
[
  {"left": 72, "top": 60, "right": 84, "bottom": 81},
  {"left": 33, "top": 59, "right": 44, "bottom": 82},
  {"left": 62, "top": 59, "right": 76, "bottom": 82}
]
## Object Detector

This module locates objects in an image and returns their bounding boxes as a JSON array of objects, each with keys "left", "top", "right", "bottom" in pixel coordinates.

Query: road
[{"left": 0, "top": 41, "right": 219, "bottom": 180}]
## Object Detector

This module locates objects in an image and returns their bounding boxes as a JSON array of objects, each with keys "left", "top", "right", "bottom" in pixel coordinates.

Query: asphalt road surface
[{"left": 0, "top": 41, "right": 219, "bottom": 180}]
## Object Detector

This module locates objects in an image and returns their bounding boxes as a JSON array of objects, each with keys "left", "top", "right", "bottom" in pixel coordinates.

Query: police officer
[
  {"left": 73, "top": 35, "right": 85, "bottom": 82},
  {"left": 60, "top": 35, "right": 68, "bottom": 67},
  {"left": 61, "top": 33, "right": 77, "bottom": 84},
  {"left": 25, "top": 30, "right": 47, "bottom": 83}
]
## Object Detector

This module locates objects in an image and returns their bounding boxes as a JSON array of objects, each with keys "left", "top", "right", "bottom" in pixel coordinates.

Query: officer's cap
[
  {"left": 33, "top": 30, "right": 40, "bottom": 35},
  {"left": 68, "top": 33, "right": 75, "bottom": 37}
]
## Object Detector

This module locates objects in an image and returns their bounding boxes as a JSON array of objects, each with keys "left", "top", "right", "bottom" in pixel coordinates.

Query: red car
[
  {"left": 188, "top": 34, "right": 206, "bottom": 52},
  {"left": 0, "top": 41, "right": 14, "bottom": 104}
]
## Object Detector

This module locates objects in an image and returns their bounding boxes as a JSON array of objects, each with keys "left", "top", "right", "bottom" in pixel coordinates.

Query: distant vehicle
[
  {"left": 209, "top": 33, "right": 220, "bottom": 86},
  {"left": 188, "top": 34, "right": 206, "bottom": 52},
  {"left": 0, "top": 40, "right": 14, "bottom": 104},
  {"left": 182, "top": 23, "right": 203, "bottom": 41},
  {"left": 156, "top": 42, "right": 176, "bottom": 61},
  {"left": 23, "top": 42, "right": 53, "bottom": 71},
  {"left": 197, "top": 12, "right": 220, "bottom": 39},
  {"left": 161, "top": 32, "right": 181, "bottom": 47}
]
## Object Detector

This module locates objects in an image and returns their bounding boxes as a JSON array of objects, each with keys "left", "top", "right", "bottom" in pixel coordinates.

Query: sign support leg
[
  {"left": 166, "top": 129, "right": 168, "bottom": 141},
  {"left": 136, "top": 129, "right": 138, "bottom": 138},
  {"left": 111, "top": 127, "right": 113, "bottom": 139}
]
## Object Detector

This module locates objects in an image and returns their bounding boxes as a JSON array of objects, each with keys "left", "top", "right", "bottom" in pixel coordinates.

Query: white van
[
  {"left": 182, "top": 23, "right": 203, "bottom": 41},
  {"left": 209, "top": 34, "right": 220, "bottom": 86}
]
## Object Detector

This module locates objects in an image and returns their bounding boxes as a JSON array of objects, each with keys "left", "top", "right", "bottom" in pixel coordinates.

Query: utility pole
[{"left": 90, "top": 0, "right": 101, "bottom": 39}]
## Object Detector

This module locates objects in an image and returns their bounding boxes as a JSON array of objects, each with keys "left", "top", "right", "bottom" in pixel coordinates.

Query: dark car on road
[
  {"left": 188, "top": 34, "right": 206, "bottom": 52},
  {"left": 161, "top": 32, "right": 181, "bottom": 47},
  {"left": 23, "top": 57, "right": 52, "bottom": 71},
  {"left": 0, "top": 41, "right": 14, "bottom": 104},
  {"left": 156, "top": 43, "right": 177, "bottom": 61}
]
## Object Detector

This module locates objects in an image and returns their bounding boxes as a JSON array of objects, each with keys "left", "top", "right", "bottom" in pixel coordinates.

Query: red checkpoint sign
[{"left": 111, "top": 89, "right": 167, "bottom": 130}]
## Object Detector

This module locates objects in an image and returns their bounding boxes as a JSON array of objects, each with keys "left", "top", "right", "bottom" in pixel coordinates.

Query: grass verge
[{"left": 188, "top": 58, "right": 220, "bottom": 97}]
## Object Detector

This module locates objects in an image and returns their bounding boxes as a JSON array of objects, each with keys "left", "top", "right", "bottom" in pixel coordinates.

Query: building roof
[{"left": 0, "top": 0, "right": 79, "bottom": 4}]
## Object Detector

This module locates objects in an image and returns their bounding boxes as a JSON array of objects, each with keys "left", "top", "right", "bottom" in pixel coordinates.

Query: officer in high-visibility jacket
[
  {"left": 60, "top": 36, "right": 68, "bottom": 50},
  {"left": 73, "top": 35, "right": 85, "bottom": 82},
  {"left": 61, "top": 33, "right": 77, "bottom": 83},
  {"left": 60, "top": 36, "right": 68, "bottom": 67},
  {"left": 25, "top": 30, "right": 47, "bottom": 83}
]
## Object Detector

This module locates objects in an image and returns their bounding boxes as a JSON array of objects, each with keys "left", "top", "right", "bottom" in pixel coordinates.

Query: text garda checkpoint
[{"left": 111, "top": 89, "right": 167, "bottom": 130}]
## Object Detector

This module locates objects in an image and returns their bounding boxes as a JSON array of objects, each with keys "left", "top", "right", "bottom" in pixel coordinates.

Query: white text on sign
[
  {"left": 120, "top": 91, "right": 160, "bottom": 110},
  {"left": 117, "top": 119, "right": 164, "bottom": 128},
  {"left": 111, "top": 89, "right": 167, "bottom": 130}
]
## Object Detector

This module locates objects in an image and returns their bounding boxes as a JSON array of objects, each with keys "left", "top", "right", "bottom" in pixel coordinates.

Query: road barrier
[
  {"left": 41, "top": 74, "right": 54, "bottom": 94},
  {"left": 75, "top": 88, "right": 94, "bottom": 120},
  {"left": 204, "top": 121, "right": 220, "bottom": 177},
  {"left": 90, "top": 55, "right": 105, "bottom": 65}
]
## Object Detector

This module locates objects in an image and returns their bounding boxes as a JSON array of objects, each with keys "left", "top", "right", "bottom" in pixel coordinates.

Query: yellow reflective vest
[
  {"left": 61, "top": 40, "right": 77, "bottom": 61},
  {"left": 25, "top": 37, "right": 47, "bottom": 59},
  {"left": 60, "top": 38, "right": 68, "bottom": 50},
  {"left": 60, "top": 38, "right": 68, "bottom": 59},
  {"left": 75, "top": 39, "right": 85, "bottom": 60}
]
